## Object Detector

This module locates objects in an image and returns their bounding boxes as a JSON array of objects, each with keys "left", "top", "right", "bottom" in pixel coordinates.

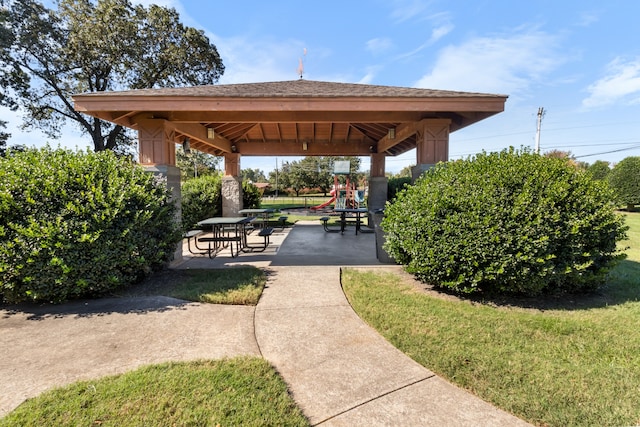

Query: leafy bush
[
  {"left": 608, "top": 156, "right": 640, "bottom": 211},
  {"left": 243, "top": 180, "right": 261, "bottom": 209},
  {"left": 387, "top": 176, "right": 412, "bottom": 201},
  {"left": 181, "top": 174, "right": 222, "bottom": 230},
  {"left": 382, "top": 148, "right": 628, "bottom": 296},
  {"left": 0, "top": 147, "right": 181, "bottom": 303}
]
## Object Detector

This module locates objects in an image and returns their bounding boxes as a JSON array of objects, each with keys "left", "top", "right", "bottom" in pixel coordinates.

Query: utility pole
[
  {"left": 275, "top": 157, "right": 279, "bottom": 198},
  {"left": 535, "top": 107, "right": 545, "bottom": 154}
]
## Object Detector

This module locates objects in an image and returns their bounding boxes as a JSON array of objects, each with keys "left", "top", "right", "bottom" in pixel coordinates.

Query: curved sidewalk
[{"left": 256, "top": 265, "right": 530, "bottom": 426}]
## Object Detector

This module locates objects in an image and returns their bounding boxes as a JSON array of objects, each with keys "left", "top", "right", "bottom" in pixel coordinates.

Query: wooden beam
[
  {"left": 234, "top": 140, "right": 374, "bottom": 156},
  {"left": 376, "top": 122, "right": 420, "bottom": 153},
  {"left": 73, "top": 95, "right": 507, "bottom": 115},
  {"left": 164, "top": 122, "right": 233, "bottom": 153}
]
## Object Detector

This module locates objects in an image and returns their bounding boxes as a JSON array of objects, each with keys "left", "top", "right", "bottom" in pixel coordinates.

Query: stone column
[
  {"left": 222, "top": 153, "right": 243, "bottom": 217},
  {"left": 368, "top": 152, "right": 388, "bottom": 211},
  {"left": 137, "top": 119, "right": 182, "bottom": 260},
  {"left": 413, "top": 118, "right": 451, "bottom": 182},
  {"left": 369, "top": 152, "right": 394, "bottom": 263}
]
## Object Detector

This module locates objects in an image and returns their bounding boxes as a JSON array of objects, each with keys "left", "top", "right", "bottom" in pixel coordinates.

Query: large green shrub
[
  {"left": 608, "top": 156, "right": 640, "bottom": 211},
  {"left": 382, "top": 148, "right": 627, "bottom": 296},
  {"left": 181, "top": 174, "right": 222, "bottom": 230},
  {"left": 387, "top": 176, "right": 412, "bottom": 201},
  {"left": 0, "top": 147, "right": 181, "bottom": 303},
  {"left": 243, "top": 180, "right": 261, "bottom": 209}
]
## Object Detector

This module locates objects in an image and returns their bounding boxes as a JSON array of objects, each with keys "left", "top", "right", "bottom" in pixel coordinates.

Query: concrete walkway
[
  {"left": 254, "top": 266, "right": 530, "bottom": 426},
  {"left": 0, "top": 221, "right": 531, "bottom": 425}
]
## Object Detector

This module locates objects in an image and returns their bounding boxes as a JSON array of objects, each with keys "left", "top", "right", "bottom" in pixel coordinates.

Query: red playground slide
[{"left": 310, "top": 196, "right": 336, "bottom": 210}]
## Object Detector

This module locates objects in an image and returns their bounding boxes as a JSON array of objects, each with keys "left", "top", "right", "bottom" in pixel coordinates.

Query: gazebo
[{"left": 73, "top": 80, "right": 507, "bottom": 215}]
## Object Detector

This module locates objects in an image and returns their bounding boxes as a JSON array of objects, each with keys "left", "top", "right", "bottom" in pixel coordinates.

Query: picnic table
[
  {"left": 333, "top": 208, "right": 373, "bottom": 235},
  {"left": 195, "top": 217, "right": 252, "bottom": 258},
  {"left": 190, "top": 216, "right": 274, "bottom": 258},
  {"left": 238, "top": 208, "right": 275, "bottom": 229}
]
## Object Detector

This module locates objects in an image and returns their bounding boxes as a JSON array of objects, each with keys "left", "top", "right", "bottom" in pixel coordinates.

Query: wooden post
[
  {"left": 413, "top": 118, "right": 451, "bottom": 181},
  {"left": 370, "top": 152, "right": 386, "bottom": 177},
  {"left": 137, "top": 119, "right": 176, "bottom": 166},
  {"left": 416, "top": 118, "right": 450, "bottom": 165}
]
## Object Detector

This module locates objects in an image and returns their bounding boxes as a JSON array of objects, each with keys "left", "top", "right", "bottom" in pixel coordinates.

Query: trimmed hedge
[
  {"left": 181, "top": 176, "right": 262, "bottom": 230},
  {"left": 382, "top": 148, "right": 628, "bottom": 296},
  {"left": 0, "top": 147, "right": 181, "bottom": 303},
  {"left": 181, "top": 174, "right": 223, "bottom": 230}
]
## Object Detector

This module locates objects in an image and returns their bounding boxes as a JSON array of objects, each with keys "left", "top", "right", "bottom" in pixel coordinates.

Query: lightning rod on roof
[{"left": 297, "top": 48, "right": 307, "bottom": 79}]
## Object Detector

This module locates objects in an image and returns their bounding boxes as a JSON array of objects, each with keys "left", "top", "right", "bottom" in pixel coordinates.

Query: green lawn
[
  {"left": 342, "top": 212, "right": 640, "bottom": 427},
  {"left": 260, "top": 196, "right": 371, "bottom": 227},
  {"left": 167, "top": 267, "right": 266, "bottom": 305},
  {"left": 0, "top": 358, "right": 308, "bottom": 426},
  {"left": 0, "top": 267, "right": 310, "bottom": 426}
]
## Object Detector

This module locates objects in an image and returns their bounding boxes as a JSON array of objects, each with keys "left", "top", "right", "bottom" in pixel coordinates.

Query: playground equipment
[{"left": 311, "top": 160, "right": 365, "bottom": 210}]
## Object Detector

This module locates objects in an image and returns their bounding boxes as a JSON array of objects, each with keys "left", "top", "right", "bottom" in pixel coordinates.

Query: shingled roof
[
  {"left": 77, "top": 79, "right": 506, "bottom": 99},
  {"left": 73, "top": 80, "right": 508, "bottom": 158}
]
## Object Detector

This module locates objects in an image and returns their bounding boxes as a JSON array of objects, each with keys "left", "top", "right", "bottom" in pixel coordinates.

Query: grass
[
  {"left": 342, "top": 212, "right": 640, "bottom": 427},
  {"left": 0, "top": 357, "right": 309, "bottom": 426},
  {"left": 260, "top": 196, "right": 371, "bottom": 227},
  {"left": 1, "top": 269, "right": 309, "bottom": 425},
  {"left": 167, "top": 267, "right": 266, "bottom": 305}
]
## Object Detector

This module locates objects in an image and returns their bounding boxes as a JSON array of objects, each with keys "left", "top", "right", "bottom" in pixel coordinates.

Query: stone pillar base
[
  {"left": 144, "top": 165, "right": 182, "bottom": 262},
  {"left": 411, "top": 164, "right": 436, "bottom": 183},
  {"left": 367, "top": 176, "right": 388, "bottom": 211},
  {"left": 222, "top": 176, "right": 243, "bottom": 217}
]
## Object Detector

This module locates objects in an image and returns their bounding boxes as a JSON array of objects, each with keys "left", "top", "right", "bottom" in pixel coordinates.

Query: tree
[
  {"left": 0, "top": 0, "right": 224, "bottom": 153},
  {"left": 176, "top": 147, "right": 221, "bottom": 180},
  {"left": 241, "top": 168, "right": 267, "bottom": 183},
  {"left": 395, "top": 164, "right": 414, "bottom": 178},
  {"left": 586, "top": 160, "right": 611, "bottom": 181},
  {"left": 0, "top": 0, "right": 24, "bottom": 151},
  {"left": 608, "top": 156, "right": 640, "bottom": 211}
]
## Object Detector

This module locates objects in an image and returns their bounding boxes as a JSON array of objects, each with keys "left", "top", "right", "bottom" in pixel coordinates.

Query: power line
[{"left": 574, "top": 144, "right": 640, "bottom": 159}]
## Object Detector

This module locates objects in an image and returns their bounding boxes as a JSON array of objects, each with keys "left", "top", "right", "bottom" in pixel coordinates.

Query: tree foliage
[
  {"left": 608, "top": 156, "right": 640, "bottom": 210},
  {"left": 176, "top": 147, "right": 221, "bottom": 181},
  {"left": 268, "top": 156, "right": 362, "bottom": 196},
  {"left": 586, "top": 160, "right": 611, "bottom": 181},
  {"left": 382, "top": 148, "right": 627, "bottom": 296},
  {"left": 0, "top": 0, "right": 224, "bottom": 153},
  {"left": 241, "top": 168, "right": 267, "bottom": 183}
]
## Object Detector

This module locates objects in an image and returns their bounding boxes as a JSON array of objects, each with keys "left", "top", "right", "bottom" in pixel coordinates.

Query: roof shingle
[{"left": 78, "top": 79, "right": 506, "bottom": 98}]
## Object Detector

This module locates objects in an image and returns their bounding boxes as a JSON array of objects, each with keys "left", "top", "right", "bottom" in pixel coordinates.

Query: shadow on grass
[
  {"left": 0, "top": 266, "right": 268, "bottom": 321},
  {"left": 408, "top": 259, "right": 640, "bottom": 312},
  {"left": 0, "top": 294, "right": 193, "bottom": 321}
]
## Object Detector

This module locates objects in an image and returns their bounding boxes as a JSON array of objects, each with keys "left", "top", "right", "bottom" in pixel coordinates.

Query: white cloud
[
  {"left": 389, "top": 0, "right": 429, "bottom": 24},
  {"left": 576, "top": 10, "right": 600, "bottom": 27},
  {"left": 429, "top": 23, "right": 454, "bottom": 44},
  {"left": 582, "top": 57, "right": 640, "bottom": 108},
  {"left": 414, "top": 28, "right": 563, "bottom": 96},
  {"left": 211, "top": 35, "right": 309, "bottom": 84},
  {"left": 366, "top": 38, "right": 394, "bottom": 55}
]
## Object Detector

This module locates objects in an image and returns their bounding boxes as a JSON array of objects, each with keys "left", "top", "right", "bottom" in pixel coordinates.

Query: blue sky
[{"left": 5, "top": 0, "right": 640, "bottom": 174}]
